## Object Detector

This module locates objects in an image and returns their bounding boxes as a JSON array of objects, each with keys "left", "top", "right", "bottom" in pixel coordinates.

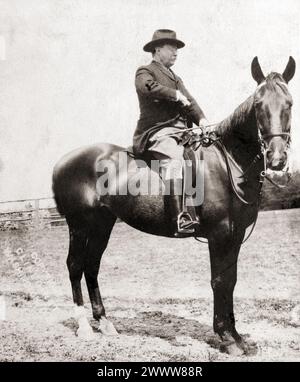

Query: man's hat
[{"left": 143, "top": 29, "right": 185, "bottom": 52}]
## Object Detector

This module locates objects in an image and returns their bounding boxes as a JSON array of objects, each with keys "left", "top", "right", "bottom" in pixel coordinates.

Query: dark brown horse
[{"left": 52, "top": 57, "right": 295, "bottom": 355}]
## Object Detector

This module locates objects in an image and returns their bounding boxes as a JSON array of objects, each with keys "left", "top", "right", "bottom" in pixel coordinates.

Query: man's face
[{"left": 155, "top": 44, "right": 178, "bottom": 68}]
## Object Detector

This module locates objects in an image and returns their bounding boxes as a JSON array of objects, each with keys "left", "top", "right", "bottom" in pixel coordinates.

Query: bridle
[{"left": 261, "top": 132, "right": 291, "bottom": 140}]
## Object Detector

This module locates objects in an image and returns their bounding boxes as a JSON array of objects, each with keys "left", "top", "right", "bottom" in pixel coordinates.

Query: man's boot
[{"left": 167, "top": 179, "right": 199, "bottom": 236}]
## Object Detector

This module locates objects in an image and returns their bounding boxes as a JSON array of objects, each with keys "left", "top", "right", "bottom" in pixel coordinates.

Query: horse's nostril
[{"left": 266, "top": 150, "right": 272, "bottom": 160}]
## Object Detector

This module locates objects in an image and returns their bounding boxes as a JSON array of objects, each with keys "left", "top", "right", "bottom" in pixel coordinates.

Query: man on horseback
[{"left": 133, "top": 29, "right": 208, "bottom": 235}]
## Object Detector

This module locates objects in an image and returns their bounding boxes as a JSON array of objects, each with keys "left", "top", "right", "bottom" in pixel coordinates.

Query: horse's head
[{"left": 251, "top": 56, "right": 296, "bottom": 171}]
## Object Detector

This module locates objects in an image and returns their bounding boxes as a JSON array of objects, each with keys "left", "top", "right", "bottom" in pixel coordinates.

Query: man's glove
[{"left": 199, "top": 118, "right": 219, "bottom": 144}]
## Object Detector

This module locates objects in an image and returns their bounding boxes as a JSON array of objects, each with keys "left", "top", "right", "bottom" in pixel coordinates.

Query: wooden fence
[{"left": 0, "top": 197, "right": 65, "bottom": 228}]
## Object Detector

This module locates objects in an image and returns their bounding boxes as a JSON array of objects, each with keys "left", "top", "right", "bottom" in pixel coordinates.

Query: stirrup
[{"left": 176, "top": 212, "right": 199, "bottom": 234}]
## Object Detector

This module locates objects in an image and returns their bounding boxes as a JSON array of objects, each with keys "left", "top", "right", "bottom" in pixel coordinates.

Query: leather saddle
[{"left": 124, "top": 141, "right": 203, "bottom": 224}]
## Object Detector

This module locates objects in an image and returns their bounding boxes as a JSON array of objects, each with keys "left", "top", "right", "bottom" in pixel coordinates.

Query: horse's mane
[{"left": 214, "top": 95, "right": 254, "bottom": 137}]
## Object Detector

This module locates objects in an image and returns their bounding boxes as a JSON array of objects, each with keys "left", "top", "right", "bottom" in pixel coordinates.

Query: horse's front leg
[{"left": 208, "top": 224, "right": 256, "bottom": 355}]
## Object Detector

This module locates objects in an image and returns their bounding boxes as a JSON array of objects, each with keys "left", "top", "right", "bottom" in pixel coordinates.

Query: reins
[{"left": 214, "top": 139, "right": 264, "bottom": 244}]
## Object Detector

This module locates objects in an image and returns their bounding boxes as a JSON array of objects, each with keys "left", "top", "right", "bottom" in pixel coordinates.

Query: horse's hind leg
[
  {"left": 84, "top": 208, "right": 117, "bottom": 335},
  {"left": 66, "top": 224, "right": 94, "bottom": 339}
]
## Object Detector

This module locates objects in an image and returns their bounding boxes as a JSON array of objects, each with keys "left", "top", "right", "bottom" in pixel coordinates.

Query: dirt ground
[{"left": 0, "top": 209, "right": 299, "bottom": 362}]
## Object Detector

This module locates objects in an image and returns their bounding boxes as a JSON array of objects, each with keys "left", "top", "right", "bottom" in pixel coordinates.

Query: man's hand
[{"left": 176, "top": 90, "right": 191, "bottom": 107}]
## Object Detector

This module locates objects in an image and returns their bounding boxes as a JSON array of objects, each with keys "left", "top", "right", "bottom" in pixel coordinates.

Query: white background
[{"left": 0, "top": 0, "right": 299, "bottom": 200}]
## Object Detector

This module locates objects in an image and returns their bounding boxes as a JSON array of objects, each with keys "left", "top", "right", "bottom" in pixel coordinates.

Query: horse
[{"left": 52, "top": 56, "right": 295, "bottom": 355}]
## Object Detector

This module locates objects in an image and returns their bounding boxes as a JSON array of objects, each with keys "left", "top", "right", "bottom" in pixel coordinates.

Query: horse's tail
[
  {"left": 52, "top": 166, "right": 65, "bottom": 216},
  {"left": 52, "top": 193, "right": 65, "bottom": 216}
]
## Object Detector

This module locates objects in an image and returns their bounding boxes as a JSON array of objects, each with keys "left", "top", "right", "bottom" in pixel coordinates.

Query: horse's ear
[
  {"left": 282, "top": 56, "right": 296, "bottom": 83},
  {"left": 251, "top": 56, "right": 265, "bottom": 84}
]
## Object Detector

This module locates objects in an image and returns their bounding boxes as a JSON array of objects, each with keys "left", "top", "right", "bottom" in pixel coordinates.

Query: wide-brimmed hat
[{"left": 143, "top": 29, "right": 185, "bottom": 52}]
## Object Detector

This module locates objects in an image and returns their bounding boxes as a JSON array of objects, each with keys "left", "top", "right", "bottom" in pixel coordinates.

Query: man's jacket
[{"left": 133, "top": 60, "right": 205, "bottom": 155}]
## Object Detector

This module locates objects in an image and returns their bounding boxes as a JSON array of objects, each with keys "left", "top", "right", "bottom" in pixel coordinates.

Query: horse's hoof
[
  {"left": 98, "top": 317, "right": 118, "bottom": 336},
  {"left": 220, "top": 341, "right": 244, "bottom": 356},
  {"left": 218, "top": 330, "right": 257, "bottom": 356},
  {"left": 220, "top": 334, "right": 258, "bottom": 356},
  {"left": 76, "top": 324, "right": 95, "bottom": 340},
  {"left": 237, "top": 337, "right": 258, "bottom": 356}
]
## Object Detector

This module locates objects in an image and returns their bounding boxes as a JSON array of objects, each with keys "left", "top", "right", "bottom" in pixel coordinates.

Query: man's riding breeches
[{"left": 148, "top": 127, "right": 184, "bottom": 180}]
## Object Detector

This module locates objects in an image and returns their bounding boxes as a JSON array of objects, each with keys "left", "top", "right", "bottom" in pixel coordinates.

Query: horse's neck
[{"left": 220, "top": 100, "right": 261, "bottom": 171}]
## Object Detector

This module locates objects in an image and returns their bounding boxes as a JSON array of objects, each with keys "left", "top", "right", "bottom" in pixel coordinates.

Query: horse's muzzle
[{"left": 266, "top": 149, "right": 288, "bottom": 171}]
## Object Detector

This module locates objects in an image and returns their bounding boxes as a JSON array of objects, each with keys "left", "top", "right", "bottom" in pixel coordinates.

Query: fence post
[{"left": 34, "top": 199, "right": 40, "bottom": 227}]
